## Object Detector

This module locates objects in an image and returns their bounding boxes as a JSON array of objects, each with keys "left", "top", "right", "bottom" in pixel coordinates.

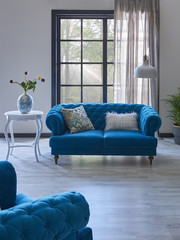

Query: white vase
[{"left": 17, "top": 93, "right": 34, "bottom": 114}]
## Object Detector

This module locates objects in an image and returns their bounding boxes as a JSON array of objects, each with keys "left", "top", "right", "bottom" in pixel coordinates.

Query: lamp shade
[{"left": 134, "top": 55, "right": 157, "bottom": 78}]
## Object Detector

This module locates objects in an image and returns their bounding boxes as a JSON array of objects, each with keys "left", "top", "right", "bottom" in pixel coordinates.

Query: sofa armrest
[
  {"left": 77, "top": 227, "right": 93, "bottom": 240},
  {"left": 46, "top": 105, "right": 65, "bottom": 136},
  {"left": 0, "top": 192, "right": 91, "bottom": 240},
  {"left": 15, "top": 193, "right": 34, "bottom": 205},
  {"left": 140, "top": 105, "right": 162, "bottom": 136},
  {"left": 0, "top": 161, "right": 17, "bottom": 210}
]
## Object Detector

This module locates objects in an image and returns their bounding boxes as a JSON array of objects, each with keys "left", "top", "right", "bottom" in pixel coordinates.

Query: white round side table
[{"left": 4, "top": 110, "right": 43, "bottom": 162}]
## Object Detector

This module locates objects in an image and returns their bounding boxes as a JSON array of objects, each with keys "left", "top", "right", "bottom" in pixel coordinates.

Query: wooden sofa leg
[
  {"left": 148, "top": 156, "right": 154, "bottom": 165},
  {"left": 54, "top": 155, "right": 59, "bottom": 164}
]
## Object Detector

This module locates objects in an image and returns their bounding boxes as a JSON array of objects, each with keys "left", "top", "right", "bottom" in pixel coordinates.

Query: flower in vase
[{"left": 10, "top": 71, "right": 45, "bottom": 94}]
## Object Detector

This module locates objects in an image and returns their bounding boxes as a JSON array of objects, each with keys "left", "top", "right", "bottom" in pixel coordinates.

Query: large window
[{"left": 52, "top": 10, "right": 114, "bottom": 106}]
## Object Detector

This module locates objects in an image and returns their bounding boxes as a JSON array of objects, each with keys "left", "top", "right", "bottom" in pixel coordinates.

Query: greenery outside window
[{"left": 52, "top": 10, "right": 114, "bottom": 106}]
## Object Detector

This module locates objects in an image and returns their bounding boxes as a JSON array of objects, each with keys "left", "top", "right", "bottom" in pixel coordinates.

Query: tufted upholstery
[
  {"left": 140, "top": 105, "right": 162, "bottom": 136},
  {"left": 0, "top": 192, "right": 91, "bottom": 240},
  {"left": 46, "top": 103, "right": 161, "bottom": 136},
  {"left": 0, "top": 161, "right": 93, "bottom": 240},
  {"left": 46, "top": 103, "right": 144, "bottom": 135},
  {"left": 46, "top": 103, "right": 162, "bottom": 163}
]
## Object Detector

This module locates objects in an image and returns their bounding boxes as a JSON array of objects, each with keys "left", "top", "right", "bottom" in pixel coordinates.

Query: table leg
[
  {"left": 35, "top": 118, "right": 43, "bottom": 156},
  {"left": 9, "top": 120, "right": 14, "bottom": 155},
  {"left": 4, "top": 118, "right": 11, "bottom": 161},
  {"left": 34, "top": 119, "right": 40, "bottom": 162},
  {"left": 37, "top": 118, "right": 43, "bottom": 155}
]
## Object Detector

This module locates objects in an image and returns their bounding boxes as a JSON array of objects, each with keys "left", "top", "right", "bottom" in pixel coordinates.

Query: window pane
[
  {"left": 107, "top": 64, "right": 114, "bottom": 85},
  {"left": 61, "top": 42, "right": 81, "bottom": 62},
  {"left": 83, "top": 42, "right": 103, "bottom": 62},
  {"left": 107, "top": 41, "right": 114, "bottom": 63},
  {"left": 107, "top": 86, "right": 114, "bottom": 103},
  {"left": 61, "top": 64, "right": 81, "bottom": 85},
  {"left": 83, "top": 64, "right": 103, "bottom": 85},
  {"left": 83, "top": 87, "right": 102, "bottom": 103},
  {"left": 83, "top": 19, "right": 103, "bottom": 40},
  {"left": 107, "top": 19, "right": 114, "bottom": 40},
  {"left": 61, "top": 87, "right": 81, "bottom": 103},
  {"left": 57, "top": 16, "right": 114, "bottom": 105},
  {"left": 61, "top": 19, "right": 81, "bottom": 40}
]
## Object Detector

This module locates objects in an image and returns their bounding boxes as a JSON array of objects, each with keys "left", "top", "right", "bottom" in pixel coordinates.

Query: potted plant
[
  {"left": 10, "top": 71, "right": 45, "bottom": 114},
  {"left": 163, "top": 88, "right": 180, "bottom": 144}
]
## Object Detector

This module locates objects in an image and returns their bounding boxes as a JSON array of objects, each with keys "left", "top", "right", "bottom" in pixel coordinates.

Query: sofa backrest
[
  {"left": 0, "top": 161, "right": 17, "bottom": 210},
  {"left": 60, "top": 103, "right": 144, "bottom": 131}
]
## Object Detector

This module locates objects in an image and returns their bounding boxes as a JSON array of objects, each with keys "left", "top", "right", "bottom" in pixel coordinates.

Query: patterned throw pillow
[{"left": 61, "top": 105, "right": 95, "bottom": 133}]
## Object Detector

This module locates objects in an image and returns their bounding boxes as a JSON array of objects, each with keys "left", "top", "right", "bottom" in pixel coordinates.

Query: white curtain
[{"left": 114, "top": 0, "right": 159, "bottom": 111}]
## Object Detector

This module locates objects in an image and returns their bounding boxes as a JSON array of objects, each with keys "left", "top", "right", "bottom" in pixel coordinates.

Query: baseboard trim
[
  {"left": 0, "top": 133, "right": 51, "bottom": 138},
  {"left": 0, "top": 132, "right": 173, "bottom": 138},
  {"left": 159, "top": 133, "right": 173, "bottom": 138}
]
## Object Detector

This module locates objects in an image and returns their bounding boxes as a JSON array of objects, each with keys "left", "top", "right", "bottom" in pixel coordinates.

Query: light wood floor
[{"left": 0, "top": 137, "right": 180, "bottom": 240}]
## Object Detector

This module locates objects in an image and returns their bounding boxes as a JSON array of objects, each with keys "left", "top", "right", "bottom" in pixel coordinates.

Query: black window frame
[{"left": 52, "top": 10, "right": 114, "bottom": 106}]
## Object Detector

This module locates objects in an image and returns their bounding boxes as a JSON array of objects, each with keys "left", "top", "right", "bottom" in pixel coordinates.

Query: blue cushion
[
  {"left": 104, "top": 130, "right": 157, "bottom": 148},
  {"left": 50, "top": 130, "right": 103, "bottom": 149}
]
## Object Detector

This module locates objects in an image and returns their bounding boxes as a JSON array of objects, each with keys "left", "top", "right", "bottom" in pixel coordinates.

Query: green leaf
[{"left": 162, "top": 88, "right": 180, "bottom": 126}]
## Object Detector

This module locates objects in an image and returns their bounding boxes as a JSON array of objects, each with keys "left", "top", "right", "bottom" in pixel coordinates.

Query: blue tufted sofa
[
  {"left": 0, "top": 161, "right": 93, "bottom": 240},
  {"left": 46, "top": 103, "right": 161, "bottom": 165}
]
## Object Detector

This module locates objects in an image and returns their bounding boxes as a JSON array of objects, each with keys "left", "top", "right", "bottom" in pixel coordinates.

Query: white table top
[{"left": 4, "top": 110, "right": 43, "bottom": 117}]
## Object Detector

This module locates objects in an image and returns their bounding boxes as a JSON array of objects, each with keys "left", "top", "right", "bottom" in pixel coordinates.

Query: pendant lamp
[{"left": 134, "top": 55, "right": 157, "bottom": 78}]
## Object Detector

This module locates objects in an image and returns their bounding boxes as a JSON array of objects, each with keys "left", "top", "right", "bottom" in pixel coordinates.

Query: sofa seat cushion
[
  {"left": 104, "top": 130, "right": 157, "bottom": 149},
  {"left": 50, "top": 130, "right": 103, "bottom": 149}
]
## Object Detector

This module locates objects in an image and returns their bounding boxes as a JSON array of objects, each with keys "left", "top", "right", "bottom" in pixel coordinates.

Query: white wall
[
  {"left": 159, "top": 0, "right": 180, "bottom": 133},
  {"left": 0, "top": 0, "right": 179, "bottom": 134}
]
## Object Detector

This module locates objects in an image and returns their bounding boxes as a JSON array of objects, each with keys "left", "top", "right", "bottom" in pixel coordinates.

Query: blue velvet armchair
[{"left": 0, "top": 161, "right": 93, "bottom": 240}]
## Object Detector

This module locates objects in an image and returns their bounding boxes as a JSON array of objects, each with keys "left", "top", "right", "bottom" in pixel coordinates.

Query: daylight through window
[{"left": 52, "top": 11, "right": 114, "bottom": 105}]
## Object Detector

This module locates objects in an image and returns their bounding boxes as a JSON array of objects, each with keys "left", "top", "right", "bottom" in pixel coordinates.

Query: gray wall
[
  {"left": 159, "top": 0, "right": 180, "bottom": 133},
  {"left": 0, "top": 0, "right": 179, "bottom": 134}
]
